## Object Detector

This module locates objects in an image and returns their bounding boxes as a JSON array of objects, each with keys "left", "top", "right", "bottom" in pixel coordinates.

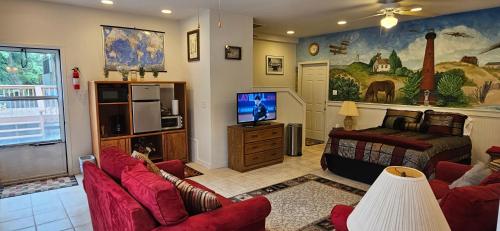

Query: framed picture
[
  {"left": 102, "top": 25, "right": 165, "bottom": 71},
  {"left": 225, "top": 46, "right": 241, "bottom": 60},
  {"left": 266, "top": 55, "right": 284, "bottom": 75},
  {"left": 187, "top": 29, "right": 200, "bottom": 62}
]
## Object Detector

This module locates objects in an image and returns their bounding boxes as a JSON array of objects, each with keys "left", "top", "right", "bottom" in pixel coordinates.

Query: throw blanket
[
  {"left": 322, "top": 127, "right": 472, "bottom": 176},
  {"left": 330, "top": 129, "right": 433, "bottom": 151}
]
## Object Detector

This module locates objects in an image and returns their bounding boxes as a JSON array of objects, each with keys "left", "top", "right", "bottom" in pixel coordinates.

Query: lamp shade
[
  {"left": 338, "top": 101, "right": 359, "bottom": 117},
  {"left": 347, "top": 166, "right": 450, "bottom": 231}
]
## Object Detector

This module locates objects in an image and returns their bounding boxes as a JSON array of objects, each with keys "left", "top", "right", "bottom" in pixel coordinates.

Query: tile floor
[{"left": 0, "top": 144, "right": 369, "bottom": 231}]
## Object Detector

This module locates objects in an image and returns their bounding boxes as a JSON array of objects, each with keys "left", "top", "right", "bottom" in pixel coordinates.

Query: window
[{"left": 0, "top": 46, "right": 64, "bottom": 146}]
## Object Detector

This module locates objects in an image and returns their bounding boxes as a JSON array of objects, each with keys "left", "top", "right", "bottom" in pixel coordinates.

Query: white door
[
  {"left": 301, "top": 63, "right": 327, "bottom": 141},
  {"left": 0, "top": 46, "right": 67, "bottom": 184}
]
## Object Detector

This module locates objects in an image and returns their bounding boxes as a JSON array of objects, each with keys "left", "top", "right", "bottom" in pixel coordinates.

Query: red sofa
[
  {"left": 331, "top": 161, "right": 500, "bottom": 231},
  {"left": 83, "top": 147, "right": 271, "bottom": 231}
]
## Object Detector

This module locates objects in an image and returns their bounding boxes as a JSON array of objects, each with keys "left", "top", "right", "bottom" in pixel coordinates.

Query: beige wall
[
  {"left": 0, "top": 0, "right": 185, "bottom": 174},
  {"left": 253, "top": 39, "right": 297, "bottom": 90}
]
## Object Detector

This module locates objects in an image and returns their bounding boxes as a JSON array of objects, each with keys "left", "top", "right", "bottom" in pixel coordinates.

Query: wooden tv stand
[{"left": 228, "top": 122, "right": 284, "bottom": 172}]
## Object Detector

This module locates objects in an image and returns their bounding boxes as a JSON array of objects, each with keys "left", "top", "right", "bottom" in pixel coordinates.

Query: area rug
[
  {"left": 231, "top": 174, "right": 366, "bottom": 231},
  {"left": 185, "top": 165, "right": 203, "bottom": 178},
  {"left": 306, "top": 138, "right": 324, "bottom": 146},
  {"left": 0, "top": 176, "right": 78, "bottom": 199}
]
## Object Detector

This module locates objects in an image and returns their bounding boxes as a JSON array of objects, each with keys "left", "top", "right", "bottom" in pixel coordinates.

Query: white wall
[
  {"left": 253, "top": 39, "right": 297, "bottom": 90},
  {"left": 254, "top": 87, "right": 307, "bottom": 151},
  {"left": 0, "top": 0, "right": 185, "bottom": 174},
  {"left": 209, "top": 11, "right": 254, "bottom": 168},
  {"left": 325, "top": 102, "right": 500, "bottom": 163},
  {"left": 181, "top": 10, "right": 253, "bottom": 169},
  {"left": 180, "top": 10, "right": 213, "bottom": 167}
]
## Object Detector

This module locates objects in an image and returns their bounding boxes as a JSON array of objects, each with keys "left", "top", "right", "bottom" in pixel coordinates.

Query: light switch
[{"left": 332, "top": 90, "right": 338, "bottom": 95}]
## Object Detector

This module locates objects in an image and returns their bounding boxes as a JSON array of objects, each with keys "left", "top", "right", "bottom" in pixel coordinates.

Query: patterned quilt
[{"left": 321, "top": 127, "right": 471, "bottom": 176}]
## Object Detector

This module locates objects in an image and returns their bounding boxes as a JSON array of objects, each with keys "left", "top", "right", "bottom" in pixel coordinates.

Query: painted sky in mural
[
  {"left": 297, "top": 7, "right": 500, "bottom": 110},
  {"left": 298, "top": 7, "right": 500, "bottom": 68}
]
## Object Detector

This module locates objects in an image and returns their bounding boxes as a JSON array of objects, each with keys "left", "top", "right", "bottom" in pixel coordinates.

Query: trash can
[
  {"left": 79, "top": 155, "right": 96, "bottom": 173},
  {"left": 286, "top": 123, "right": 303, "bottom": 156}
]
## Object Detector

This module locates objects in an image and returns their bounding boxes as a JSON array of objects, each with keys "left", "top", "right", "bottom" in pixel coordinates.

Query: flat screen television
[{"left": 237, "top": 92, "right": 277, "bottom": 125}]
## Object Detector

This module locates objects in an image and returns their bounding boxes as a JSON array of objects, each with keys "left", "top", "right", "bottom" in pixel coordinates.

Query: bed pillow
[
  {"left": 449, "top": 162, "right": 491, "bottom": 189},
  {"left": 422, "top": 110, "right": 468, "bottom": 136},
  {"left": 382, "top": 109, "right": 423, "bottom": 129},
  {"left": 424, "top": 114, "right": 454, "bottom": 135},
  {"left": 401, "top": 121, "right": 421, "bottom": 132}
]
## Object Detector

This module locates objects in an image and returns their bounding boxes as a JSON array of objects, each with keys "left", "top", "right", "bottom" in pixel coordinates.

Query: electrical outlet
[{"left": 332, "top": 90, "right": 338, "bottom": 96}]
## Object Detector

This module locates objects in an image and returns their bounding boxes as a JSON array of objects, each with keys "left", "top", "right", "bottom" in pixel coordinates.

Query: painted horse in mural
[{"left": 364, "top": 80, "right": 395, "bottom": 103}]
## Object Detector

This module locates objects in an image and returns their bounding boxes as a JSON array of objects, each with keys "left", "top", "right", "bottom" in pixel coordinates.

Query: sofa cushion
[
  {"left": 429, "top": 179, "right": 451, "bottom": 199},
  {"left": 100, "top": 147, "right": 143, "bottom": 182},
  {"left": 449, "top": 162, "right": 491, "bottom": 188},
  {"left": 439, "top": 184, "right": 500, "bottom": 231},
  {"left": 160, "top": 170, "right": 222, "bottom": 215},
  {"left": 330, "top": 205, "right": 354, "bottom": 231},
  {"left": 122, "top": 164, "right": 188, "bottom": 225},
  {"left": 82, "top": 162, "right": 157, "bottom": 231},
  {"left": 480, "top": 170, "right": 500, "bottom": 186}
]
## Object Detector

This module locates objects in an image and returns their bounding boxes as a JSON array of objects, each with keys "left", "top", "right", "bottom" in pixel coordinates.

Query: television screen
[{"left": 237, "top": 92, "right": 277, "bottom": 124}]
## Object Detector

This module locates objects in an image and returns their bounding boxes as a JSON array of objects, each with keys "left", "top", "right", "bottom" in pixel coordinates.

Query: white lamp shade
[
  {"left": 380, "top": 15, "right": 398, "bottom": 29},
  {"left": 338, "top": 101, "right": 359, "bottom": 117},
  {"left": 347, "top": 166, "right": 450, "bottom": 231}
]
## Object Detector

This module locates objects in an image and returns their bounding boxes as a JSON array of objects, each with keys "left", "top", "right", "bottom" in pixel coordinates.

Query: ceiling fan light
[
  {"left": 337, "top": 20, "right": 347, "bottom": 25},
  {"left": 380, "top": 15, "right": 398, "bottom": 29},
  {"left": 410, "top": 7, "right": 423, "bottom": 12}
]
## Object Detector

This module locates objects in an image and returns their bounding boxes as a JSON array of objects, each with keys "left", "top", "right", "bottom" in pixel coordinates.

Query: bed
[{"left": 321, "top": 109, "right": 472, "bottom": 184}]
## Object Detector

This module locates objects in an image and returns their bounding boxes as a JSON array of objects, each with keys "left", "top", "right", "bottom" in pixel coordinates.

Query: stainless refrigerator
[{"left": 131, "top": 84, "right": 162, "bottom": 134}]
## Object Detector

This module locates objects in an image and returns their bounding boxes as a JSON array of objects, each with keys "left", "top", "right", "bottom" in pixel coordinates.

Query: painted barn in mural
[{"left": 297, "top": 7, "right": 500, "bottom": 111}]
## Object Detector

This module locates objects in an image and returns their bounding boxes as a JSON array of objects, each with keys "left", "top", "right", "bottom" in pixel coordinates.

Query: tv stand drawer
[
  {"left": 244, "top": 148, "right": 283, "bottom": 166},
  {"left": 228, "top": 122, "right": 285, "bottom": 172},
  {"left": 245, "top": 127, "right": 282, "bottom": 143},
  {"left": 245, "top": 138, "right": 283, "bottom": 154}
]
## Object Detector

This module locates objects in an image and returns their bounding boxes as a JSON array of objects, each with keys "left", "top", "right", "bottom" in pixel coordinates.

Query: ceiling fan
[{"left": 348, "top": 0, "right": 430, "bottom": 29}]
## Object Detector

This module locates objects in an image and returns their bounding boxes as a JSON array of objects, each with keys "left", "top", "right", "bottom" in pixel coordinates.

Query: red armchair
[
  {"left": 83, "top": 147, "right": 271, "bottom": 231},
  {"left": 331, "top": 161, "right": 500, "bottom": 231}
]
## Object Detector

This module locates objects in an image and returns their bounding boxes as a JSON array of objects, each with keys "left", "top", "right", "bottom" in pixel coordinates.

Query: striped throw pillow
[
  {"left": 131, "top": 152, "right": 162, "bottom": 176},
  {"left": 382, "top": 109, "right": 423, "bottom": 129},
  {"left": 401, "top": 121, "right": 421, "bottom": 132},
  {"left": 160, "top": 170, "right": 222, "bottom": 215},
  {"left": 422, "top": 110, "right": 468, "bottom": 136}
]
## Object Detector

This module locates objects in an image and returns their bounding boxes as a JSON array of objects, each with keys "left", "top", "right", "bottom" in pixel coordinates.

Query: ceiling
[{"left": 40, "top": 0, "right": 500, "bottom": 37}]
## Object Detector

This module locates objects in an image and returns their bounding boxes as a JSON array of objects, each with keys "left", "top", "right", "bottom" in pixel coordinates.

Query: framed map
[{"left": 102, "top": 25, "right": 165, "bottom": 71}]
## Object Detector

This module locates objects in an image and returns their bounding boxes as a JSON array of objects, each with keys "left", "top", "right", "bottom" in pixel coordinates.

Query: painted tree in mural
[
  {"left": 436, "top": 70, "right": 469, "bottom": 107},
  {"left": 329, "top": 76, "right": 361, "bottom": 101},
  {"left": 400, "top": 74, "right": 422, "bottom": 105},
  {"left": 388, "top": 50, "right": 402, "bottom": 74}
]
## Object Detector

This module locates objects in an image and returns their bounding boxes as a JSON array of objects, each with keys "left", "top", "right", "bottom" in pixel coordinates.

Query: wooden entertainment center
[
  {"left": 89, "top": 81, "right": 189, "bottom": 166},
  {"left": 228, "top": 122, "right": 284, "bottom": 172}
]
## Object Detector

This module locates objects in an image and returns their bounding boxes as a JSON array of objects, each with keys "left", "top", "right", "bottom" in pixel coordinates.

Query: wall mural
[{"left": 297, "top": 7, "right": 500, "bottom": 111}]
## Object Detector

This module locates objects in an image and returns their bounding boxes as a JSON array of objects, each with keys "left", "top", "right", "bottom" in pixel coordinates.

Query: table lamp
[
  {"left": 347, "top": 166, "right": 451, "bottom": 231},
  {"left": 338, "top": 101, "right": 359, "bottom": 131}
]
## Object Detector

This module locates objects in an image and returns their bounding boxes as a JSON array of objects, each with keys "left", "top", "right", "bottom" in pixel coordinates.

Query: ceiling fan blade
[
  {"left": 396, "top": 10, "right": 434, "bottom": 17},
  {"left": 351, "top": 13, "right": 385, "bottom": 22}
]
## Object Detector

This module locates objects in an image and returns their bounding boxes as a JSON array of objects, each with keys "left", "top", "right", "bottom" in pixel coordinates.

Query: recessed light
[
  {"left": 410, "top": 7, "right": 422, "bottom": 12},
  {"left": 161, "top": 9, "right": 172, "bottom": 14},
  {"left": 286, "top": 30, "right": 295, "bottom": 35},
  {"left": 337, "top": 20, "right": 347, "bottom": 25},
  {"left": 101, "top": 0, "right": 113, "bottom": 5}
]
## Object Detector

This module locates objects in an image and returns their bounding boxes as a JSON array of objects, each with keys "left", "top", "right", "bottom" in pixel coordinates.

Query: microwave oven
[
  {"left": 98, "top": 84, "right": 129, "bottom": 103},
  {"left": 161, "top": 115, "right": 183, "bottom": 130}
]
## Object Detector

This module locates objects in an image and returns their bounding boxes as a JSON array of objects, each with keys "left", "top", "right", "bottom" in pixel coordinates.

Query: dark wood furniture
[
  {"left": 228, "top": 123, "right": 284, "bottom": 172},
  {"left": 89, "top": 81, "right": 189, "bottom": 166}
]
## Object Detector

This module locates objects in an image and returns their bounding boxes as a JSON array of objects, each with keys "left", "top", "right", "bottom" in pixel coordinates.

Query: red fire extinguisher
[{"left": 72, "top": 67, "right": 80, "bottom": 90}]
